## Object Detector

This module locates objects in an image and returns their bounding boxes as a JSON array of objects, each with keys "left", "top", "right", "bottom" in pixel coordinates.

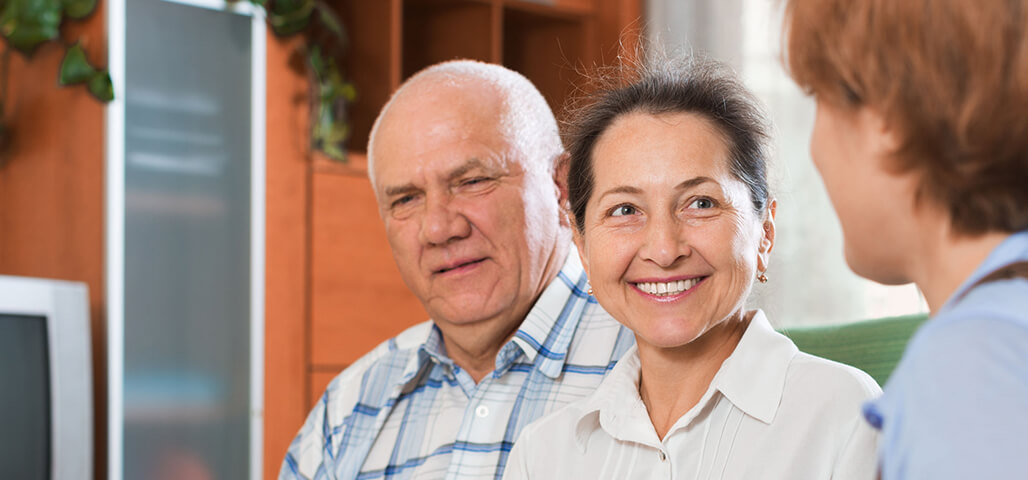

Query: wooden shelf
[
  {"left": 503, "top": 6, "right": 590, "bottom": 113},
  {"left": 403, "top": 0, "right": 499, "bottom": 78},
  {"left": 337, "top": 0, "right": 401, "bottom": 153},
  {"left": 312, "top": 151, "right": 368, "bottom": 177},
  {"left": 333, "top": 0, "right": 641, "bottom": 154},
  {"left": 503, "top": 0, "right": 592, "bottom": 18}
]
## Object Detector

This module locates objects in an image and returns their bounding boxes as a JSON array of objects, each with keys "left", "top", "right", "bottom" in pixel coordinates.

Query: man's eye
[
  {"left": 610, "top": 205, "right": 638, "bottom": 217},
  {"left": 461, "top": 177, "right": 491, "bottom": 187},
  {"left": 391, "top": 195, "right": 415, "bottom": 208}
]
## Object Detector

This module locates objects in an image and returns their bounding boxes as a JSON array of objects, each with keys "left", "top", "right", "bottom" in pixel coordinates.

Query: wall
[{"left": 0, "top": 8, "right": 108, "bottom": 480}]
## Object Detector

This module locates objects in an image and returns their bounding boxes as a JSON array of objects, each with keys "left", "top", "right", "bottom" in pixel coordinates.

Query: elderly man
[{"left": 279, "top": 60, "right": 633, "bottom": 480}]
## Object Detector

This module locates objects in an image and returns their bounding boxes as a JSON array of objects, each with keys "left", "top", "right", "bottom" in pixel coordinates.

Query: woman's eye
[
  {"left": 610, "top": 205, "right": 638, "bottom": 217},
  {"left": 689, "top": 198, "right": 715, "bottom": 209}
]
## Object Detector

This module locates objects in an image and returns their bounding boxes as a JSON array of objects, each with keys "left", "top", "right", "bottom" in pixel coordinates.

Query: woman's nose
[{"left": 639, "top": 216, "right": 689, "bottom": 267}]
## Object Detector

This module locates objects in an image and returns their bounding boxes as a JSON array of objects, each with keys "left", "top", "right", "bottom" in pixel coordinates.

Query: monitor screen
[{"left": 0, "top": 314, "right": 52, "bottom": 479}]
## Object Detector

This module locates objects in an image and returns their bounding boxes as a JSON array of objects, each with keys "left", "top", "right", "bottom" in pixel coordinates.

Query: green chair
[{"left": 781, "top": 313, "right": 930, "bottom": 386}]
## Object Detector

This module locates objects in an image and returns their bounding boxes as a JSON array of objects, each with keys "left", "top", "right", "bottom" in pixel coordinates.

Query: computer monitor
[{"left": 0, "top": 275, "right": 92, "bottom": 480}]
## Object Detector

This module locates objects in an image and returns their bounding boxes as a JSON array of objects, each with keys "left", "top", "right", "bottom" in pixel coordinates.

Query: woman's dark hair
[{"left": 564, "top": 53, "right": 773, "bottom": 233}]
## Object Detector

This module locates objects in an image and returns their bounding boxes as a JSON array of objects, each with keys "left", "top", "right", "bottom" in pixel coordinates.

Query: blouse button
[
  {"left": 658, "top": 450, "right": 667, "bottom": 462},
  {"left": 475, "top": 405, "right": 489, "bottom": 418}
]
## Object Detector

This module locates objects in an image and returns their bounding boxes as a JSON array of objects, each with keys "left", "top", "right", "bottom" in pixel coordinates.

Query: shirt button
[
  {"left": 658, "top": 450, "right": 667, "bottom": 461},
  {"left": 475, "top": 405, "right": 489, "bottom": 418}
]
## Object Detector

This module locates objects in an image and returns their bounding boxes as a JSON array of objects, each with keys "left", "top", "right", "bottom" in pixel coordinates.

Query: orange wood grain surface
[
  {"left": 263, "top": 30, "right": 313, "bottom": 480},
  {"left": 0, "top": 9, "right": 108, "bottom": 480},
  {"left": 308, "top": 367, "right": 345, "bottom": 411},
  {"left": 310, "top": 169, "right": 427, "bottom": 368},
  {"left": 403, "top": 0, "right": 499, "bottom": 77},
  {"left": 338, "top": 0, "right": 402, "bottom": 151}
]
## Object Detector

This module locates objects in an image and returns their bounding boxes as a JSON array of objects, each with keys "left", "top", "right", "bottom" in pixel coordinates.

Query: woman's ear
[
  {"left": 554, "top": 153, "right": 572, "bottom": 228},
  {"left": 571, "top": 222, "right": 590, "bottom": 278},
  {"left": 757, "top": 199, "right": 777, "bottom": 272}
]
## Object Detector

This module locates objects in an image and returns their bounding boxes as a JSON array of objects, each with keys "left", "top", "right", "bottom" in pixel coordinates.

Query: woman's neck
[
  {"left": 908, "top": 219, "right": 1010, "bottom": 312},
  {"left": 636, "top": 311, "right": 752, "bottom": 440}
]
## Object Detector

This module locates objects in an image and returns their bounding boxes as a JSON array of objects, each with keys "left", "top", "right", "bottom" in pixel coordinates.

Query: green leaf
[
  {"left": 59, "top": 42, "right": 97, "bottom": 85},
  {"left": 0, "top": 0, "right": 62, "bottom": 52},
  {"left": 60, "top": 0, "right": 96, "bottom": 19},
  {"left": 267, "top": 0, "right": 313, "bottom": 36},
  {"left": 315, "top": 3, "right": 346, "bottom": 43},
  {"left": 340, "top": 82, "right": 356, "bottom": 102},
  {"left": 87, "top": 70, "right": 113, "bottom": 102}
]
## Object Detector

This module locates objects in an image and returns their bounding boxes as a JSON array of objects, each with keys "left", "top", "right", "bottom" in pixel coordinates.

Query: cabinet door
[{"left": 108, "top": 1, "right": 265, "bottom": 479}]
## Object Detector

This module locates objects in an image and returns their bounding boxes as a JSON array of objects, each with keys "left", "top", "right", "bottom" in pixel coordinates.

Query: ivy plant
[
  {"left": 239, "top": 0, "right": 356, "bottom": 162},
  {"left": 0, "top": 0, "right": 355, "bottom": 164},
  {"left": 0, "top": 0, "right": 112, "bottom": 161}
]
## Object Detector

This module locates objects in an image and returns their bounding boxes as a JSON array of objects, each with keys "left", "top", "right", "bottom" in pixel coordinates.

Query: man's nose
[
  {"left": 639, "top": 215, "right": 689, "bottom": 267},
  {"left": 419, "top": 194, "right": 472, "bottom": 246}
]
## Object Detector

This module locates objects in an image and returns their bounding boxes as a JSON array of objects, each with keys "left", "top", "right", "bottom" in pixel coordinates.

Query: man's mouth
[
  {"left": 633, "top": 277, "right": 705, "bottom": 296},
  {"left": 434, "top": 258, "right": 486, "bottom": 274}
]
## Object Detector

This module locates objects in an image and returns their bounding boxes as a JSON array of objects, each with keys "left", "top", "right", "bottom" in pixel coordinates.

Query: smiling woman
[
  {"left": 576, "top": 111, "right": 768, "bottom": 354},
  {"left": 503, "top": 54, "right": 882, "bottom": 480}
]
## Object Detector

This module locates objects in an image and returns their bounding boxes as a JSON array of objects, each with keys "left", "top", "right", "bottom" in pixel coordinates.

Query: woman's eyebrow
[
  {"left": 596, "top": 176, "right": 718, "bottom": 201},
  {"left": 596, "top": 185, "right": 643, "bottom": 204},
  {"left": 674, "top": 176, "right": 716, "bottom": 191}
]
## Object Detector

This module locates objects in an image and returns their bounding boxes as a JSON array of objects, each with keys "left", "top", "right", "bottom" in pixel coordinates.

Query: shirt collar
[
  {"left": 573, "top": 310, "right": 797, "bottom": 449},
  {"left": 574, "top": 344, "right": 657, "bottom": 450},
  {"left": 507, "top": 252, "right": 594, "bottom": 379},
  {"left": 398, "top": 252, "right": 593, "bottom": 386},
  {"left": 713, "top": 310, "right": 798, "bottom": 424},
  {"left": 940, "top": 230, "right": 1028, "bottom": 313}
]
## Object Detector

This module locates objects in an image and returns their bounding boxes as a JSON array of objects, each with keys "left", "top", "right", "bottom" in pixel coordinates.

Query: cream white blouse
[{"left": 503, "top": 310, "right": 881, "bottom": 480}]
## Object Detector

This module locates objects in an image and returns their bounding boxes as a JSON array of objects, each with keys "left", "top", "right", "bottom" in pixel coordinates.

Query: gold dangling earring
[{"left": 757, "top": 272, "right": 768, "bottom": 284}]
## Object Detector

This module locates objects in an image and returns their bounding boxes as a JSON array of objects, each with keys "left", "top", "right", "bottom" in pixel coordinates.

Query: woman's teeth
[{"left": 635, "top": 278, "right": 701, "bottom": 296}]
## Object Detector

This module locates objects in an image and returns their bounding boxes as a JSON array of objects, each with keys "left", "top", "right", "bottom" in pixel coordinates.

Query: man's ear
[
  {"left": 554, "top": 153, "right": 572, "bottom": 228},
  {"left": 757, "top": 199, "right": 777, "bottom": 273}
]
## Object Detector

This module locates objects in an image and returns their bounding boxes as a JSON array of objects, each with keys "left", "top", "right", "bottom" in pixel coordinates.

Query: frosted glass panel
[{"left": 123, "top": 1, "right": 252, "bottom": 478}]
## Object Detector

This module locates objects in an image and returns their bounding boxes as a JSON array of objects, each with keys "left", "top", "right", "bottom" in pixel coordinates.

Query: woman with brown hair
[
  {"left": 784, "top": 0, "right": 1028, "bottom": 478},
  {"left": 502, "top": 55, "right": 880, "bottom": 480}
]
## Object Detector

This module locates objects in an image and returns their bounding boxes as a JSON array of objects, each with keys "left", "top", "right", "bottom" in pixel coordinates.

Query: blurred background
[{"left": 647, "top": 0, "right": 927, "bottom": 326}]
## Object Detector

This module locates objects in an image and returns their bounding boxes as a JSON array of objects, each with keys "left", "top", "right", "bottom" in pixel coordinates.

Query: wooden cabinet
[
  {"left": 264, "top": 0, "right": 643, "bottom": 478},
  {"left": 0, "top": 1, "right": 642, "bottom": 478}
]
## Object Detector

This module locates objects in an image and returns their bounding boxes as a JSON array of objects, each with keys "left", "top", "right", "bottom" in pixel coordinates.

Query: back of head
[
  {"left": 784, "top": 0, "right": 1028, "bottom": 235},
  {"left": 367, "top": 60, "right": 562, "bottom": 188}
]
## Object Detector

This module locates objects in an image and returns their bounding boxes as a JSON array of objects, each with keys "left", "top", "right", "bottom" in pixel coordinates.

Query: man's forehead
[
  {"left": 375, "top": 149, "right": 517, "bottom": 192},
  {"left": 372, "top": 86, "right": 520, "bottom": 181}
]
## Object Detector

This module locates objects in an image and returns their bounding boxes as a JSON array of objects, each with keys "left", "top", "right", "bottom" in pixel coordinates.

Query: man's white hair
[{"left": 366, "top": 60, "right": 563, "bottom": 187}]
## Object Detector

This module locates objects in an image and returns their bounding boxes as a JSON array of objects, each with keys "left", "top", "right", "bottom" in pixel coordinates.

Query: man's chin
[{"left": 426, "top": 297, "right": 513, "bottom": 329}]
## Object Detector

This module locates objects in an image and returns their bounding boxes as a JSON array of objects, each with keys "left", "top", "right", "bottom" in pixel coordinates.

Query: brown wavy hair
[{"left": 784, "top": 0, "right": 1028, "bottom": 235}]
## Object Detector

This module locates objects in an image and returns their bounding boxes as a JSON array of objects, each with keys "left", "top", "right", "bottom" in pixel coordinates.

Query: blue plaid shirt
[{"left": 280, "top": 254, "right": 633, "bottom": 480}]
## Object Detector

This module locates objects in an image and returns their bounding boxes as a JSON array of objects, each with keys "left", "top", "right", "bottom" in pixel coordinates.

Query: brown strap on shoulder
[{"left": 972, "top": 261, "right": 1028, "bottom": 287}]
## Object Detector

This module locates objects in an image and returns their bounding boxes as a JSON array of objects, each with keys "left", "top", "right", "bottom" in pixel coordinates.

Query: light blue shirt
[
  {"left": 279, "top": 253, "right": 634, "bottom": 480},
  {"left": 864, "top": 230, "right": 1028, "bottom": 479}
]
